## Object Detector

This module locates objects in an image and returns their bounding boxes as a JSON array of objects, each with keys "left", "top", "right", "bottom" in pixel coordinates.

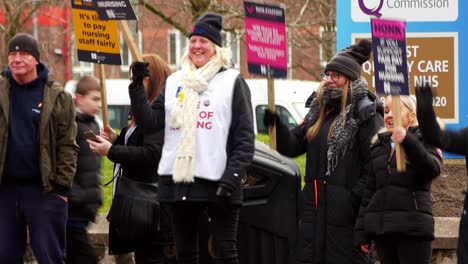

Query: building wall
[{"left": 1, "top": 2, "right": 325, "bottom": 84}]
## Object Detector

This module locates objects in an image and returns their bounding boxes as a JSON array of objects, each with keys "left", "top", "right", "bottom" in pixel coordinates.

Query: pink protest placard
[{"left": 244, "top": 1, "right": 287, "bottom": 78}]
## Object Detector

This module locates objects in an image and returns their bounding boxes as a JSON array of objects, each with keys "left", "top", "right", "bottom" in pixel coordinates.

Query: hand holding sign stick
[
  {"left": 371, "top": 18, "right": 409, "bottom": 172},
  {"left": 390, "top": 95, "right": 407, "bottom": 171}
]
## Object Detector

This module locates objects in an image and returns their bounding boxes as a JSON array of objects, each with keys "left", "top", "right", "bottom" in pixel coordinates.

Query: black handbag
[{"left": 108, "top": 176, "right": 160, "bottom": 255}]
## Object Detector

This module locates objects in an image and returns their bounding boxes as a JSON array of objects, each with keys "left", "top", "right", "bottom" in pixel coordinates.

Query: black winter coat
[
  {"left": 354, "top": 126, "right": 442, "bottom": 246},
  {"left": 276, "top": 92, "right": 384, "bottom": 264},
  {"left": 108, "top": 126, "right": 163, "bottom": 184},
  {"left": 107, "top": 125, "right": 173, "bottom": 244},
  {"left": 416, "top": 87, "right": 468, "bottom": 264},
  {"left": 68, "top": 112, "right": 102, "bottom": 222},
  {"left": 128, "top": 70, "right": 255, "bottom": 205}
]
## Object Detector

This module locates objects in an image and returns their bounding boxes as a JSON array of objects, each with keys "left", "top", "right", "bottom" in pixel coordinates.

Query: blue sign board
[{"left": 337, "top": 0, "right": 465, "bottom": 156}]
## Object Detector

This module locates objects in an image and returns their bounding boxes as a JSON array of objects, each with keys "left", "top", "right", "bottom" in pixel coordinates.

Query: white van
[
  {"left": 64, "top": 79, "right": 131, "bottom": 129},
  {"left": 246, "top": 79, "right": 319, "bottom": 134},
  {"left": 65, "top": 78, "right": 319, "bottom": 133}
]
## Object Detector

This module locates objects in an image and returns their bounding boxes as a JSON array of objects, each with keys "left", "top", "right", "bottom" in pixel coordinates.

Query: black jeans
[
  {"left": 168, "top": 202, "right": 240, "bottom": 264},
  {"left": 134, "top": 242, "right": 177, "bottom": 264},
  {"left": 65, "top": 227, "right": 98, "bottom": 264},
  {"left": 374, "top": 235, "right": 432, "bottom": 264}
]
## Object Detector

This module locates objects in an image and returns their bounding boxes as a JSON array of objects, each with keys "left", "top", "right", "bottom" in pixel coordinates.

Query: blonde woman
[
  {"left": 355, "top": 95, "right": 442, "bottom": 263},
  {"left": 127, "top": 13, "right": 254, "bottom": 264},
  {"left": 264, "top": 39, "right": 383, "bottom": 263}
]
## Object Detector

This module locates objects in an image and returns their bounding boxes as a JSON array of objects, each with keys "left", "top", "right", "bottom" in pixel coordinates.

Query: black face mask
[{"left": 322, "top": 87, "right": 343, "bottom": 108}]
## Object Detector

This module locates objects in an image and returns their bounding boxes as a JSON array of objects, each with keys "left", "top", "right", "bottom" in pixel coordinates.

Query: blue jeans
[
  {"left": 168, "top": 202, "right": 240, "bottom": 264},
  {"left": 0, "top": 185, "right": 68, "bottom": 264}
]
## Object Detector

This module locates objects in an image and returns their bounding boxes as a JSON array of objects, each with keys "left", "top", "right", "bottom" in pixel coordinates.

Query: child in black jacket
[{"left": 65, "top": 75, "right": 102, "bottom": 264}]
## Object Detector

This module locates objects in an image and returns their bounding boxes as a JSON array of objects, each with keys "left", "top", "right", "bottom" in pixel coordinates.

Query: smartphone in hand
[{"left": 83, "top": 130, "right": 98, "bottom": 142}]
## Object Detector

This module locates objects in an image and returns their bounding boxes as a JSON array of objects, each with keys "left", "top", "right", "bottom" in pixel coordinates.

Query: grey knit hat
[
  {"left": 189, "top": 13, "right": 223, "bottom": 47},
  {"left": 8, "top": 33, "right": 40, "bottom": 62},
  {"left": 324, "top": 39, "right": 372, "bottom": 80}
]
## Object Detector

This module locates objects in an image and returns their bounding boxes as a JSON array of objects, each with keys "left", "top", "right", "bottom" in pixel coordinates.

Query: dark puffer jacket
[
  {"left": 68, "top": 112, "right": 102, "bottom": 222},
  {"left": 355, "top": 126, "right": 442, "bottom": 246}
]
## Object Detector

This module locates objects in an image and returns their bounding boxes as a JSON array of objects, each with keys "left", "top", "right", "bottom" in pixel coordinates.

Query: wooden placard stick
[
  {"left": 117, "top": 20, "right": 143, "bottom": 62},
  {"left": 391, "top": 95, "right": 406, "bottom": 172},
  {"left": 98, "top": 64, "right": 109, "bottom": 126},
  {"left": 267, "top": 77, "right": 276, "bottom": 150}
]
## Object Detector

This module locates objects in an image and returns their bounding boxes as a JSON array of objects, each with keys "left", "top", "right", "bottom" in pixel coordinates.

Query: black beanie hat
[
  {"left": 324, "top": 39, "right": 372, "bottom": 80},
  {"left": 189, "top": 13, "right": 223, "bottom": 47},
  {"left": 8, "top": 33, "right": 40, "bottom": 62}
]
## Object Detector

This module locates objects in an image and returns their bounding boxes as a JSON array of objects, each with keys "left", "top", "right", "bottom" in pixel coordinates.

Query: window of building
[
  {"left": 120, "top": 25, "right": 142, "bottom": 79},
  {"left": 71, "top": 35, "right": 94, "bottom": 79},
  {"left": 168, "top": 30, "right": 187, "bottom": 70},
  {"left": 222, "top": 31, "right": 240, "bottom": 69}
]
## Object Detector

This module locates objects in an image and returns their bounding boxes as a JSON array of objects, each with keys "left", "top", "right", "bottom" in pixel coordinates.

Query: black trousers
[
  {"left": 65, "top": 227, "right": 98, "bottom": 264},
  {"left": 168, "top": 202, "right": 240, "bottom": 264},
  {"left": 134, "top": 241, "right": 177, "bottom": 264},
  {"left": 374, "top": 235, "right": 432, "bottom": 264}
]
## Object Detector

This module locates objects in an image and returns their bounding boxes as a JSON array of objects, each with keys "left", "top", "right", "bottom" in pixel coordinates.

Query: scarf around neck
[
  {"left": 170, "top": 57, "right": 223, "bottom": 183},
  {"left": 304, "top": 77, "right": 369, "bottom": 176}
]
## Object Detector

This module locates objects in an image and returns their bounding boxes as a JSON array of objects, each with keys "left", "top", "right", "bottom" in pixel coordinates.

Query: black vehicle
[{"left": 198, "top": 141, "right": 302, "bottom": 264}]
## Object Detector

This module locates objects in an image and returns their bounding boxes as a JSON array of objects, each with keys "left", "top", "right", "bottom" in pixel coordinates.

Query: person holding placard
[
  {"left": 263, "top": 39, "right": 383, "bottom": 263},
  {"left": 127, "top": 13, "right": 255, "bottom": 264},
  {"left": 415, "top": 85, "right": 468, "bottom": 264},
  {"left": 89, "top": 54, "right": 176, "bottom": 264},
  {"left": 355, "top": 95, "right": 442, "bottom": 263}
]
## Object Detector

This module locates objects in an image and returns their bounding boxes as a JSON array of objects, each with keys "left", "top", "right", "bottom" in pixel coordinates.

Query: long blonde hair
[{"left": 305, "top": 79, "right": 351, "bottom": 142}]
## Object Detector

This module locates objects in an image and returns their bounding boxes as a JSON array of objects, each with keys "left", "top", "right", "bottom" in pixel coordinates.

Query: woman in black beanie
[
  {"left": 127, "top": 12, "right": 254, "bottom": 264},
  {"left": 264, "top": 39, "right": 383, "bottom": 263}
]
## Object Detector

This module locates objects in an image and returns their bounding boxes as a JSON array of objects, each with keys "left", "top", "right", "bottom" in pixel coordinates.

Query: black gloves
[
  {"left": 263, "top": 109, "right": 280, "bottom": 128},
  {"left": 215, "top": 183, "right": 233, "bottom": 207},
  {"left": 216, "top": 183, "right": 233, "bottom": 198},
  {"left": 129, "top": 61, "right": 150, "bottom": 89},
  {"left": 415, "top": 85, "right": 442, "bottom": 146},
  {"left": 415, "top": 84, "right": 435, "bottom": 116}
]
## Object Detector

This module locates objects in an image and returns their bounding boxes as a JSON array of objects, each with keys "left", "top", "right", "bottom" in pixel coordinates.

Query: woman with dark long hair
[{"left": 89, "top": 54, "right": 175, "bottom": 263}]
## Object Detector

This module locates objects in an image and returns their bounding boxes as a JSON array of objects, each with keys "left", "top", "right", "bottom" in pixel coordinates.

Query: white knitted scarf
[{"left": 170, "top": 48, "right": 230, "bottom": 183}]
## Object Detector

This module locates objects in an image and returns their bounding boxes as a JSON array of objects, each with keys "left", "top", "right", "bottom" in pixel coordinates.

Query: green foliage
[{"left": 99, "top": 157, "right": 114, "bottom": 213}]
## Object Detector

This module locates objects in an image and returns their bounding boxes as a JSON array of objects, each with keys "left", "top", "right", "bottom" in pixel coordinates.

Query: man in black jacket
[
  {"left": 65, "top": 75, "right": 102, "bottom": 264},
  {"left": 416, "top": 85, "right": 468, "bottom": 264}
]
